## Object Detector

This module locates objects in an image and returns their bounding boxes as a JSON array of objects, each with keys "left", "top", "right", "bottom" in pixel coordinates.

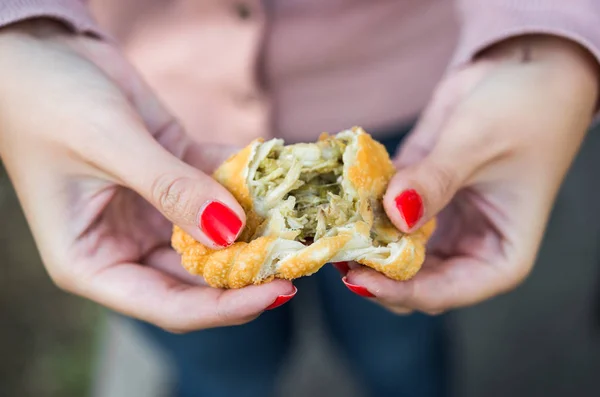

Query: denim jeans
[{"left": 136, "top": 126, "right": 450, "bottom": 397}]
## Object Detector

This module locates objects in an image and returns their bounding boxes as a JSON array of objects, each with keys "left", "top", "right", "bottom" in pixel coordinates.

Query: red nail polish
[
  {"left": 394, "top": 189, "right": 423, "bottom": 229},
  {"left": 200, "top": 201, "right": 243, "bottom": 247},
  {"left": 332, "top": 261, "right": 350, "bottom": 275},
  {"left": 342, "top": 277, "right": 375, "bottom": 298},
  {"left": 266, "top": 286, "right": 297, "bottom": 310}
]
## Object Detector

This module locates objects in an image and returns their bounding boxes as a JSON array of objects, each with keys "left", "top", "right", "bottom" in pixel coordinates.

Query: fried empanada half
[{"left": 172, "top": 127, "right": 436, "bottom": 288}]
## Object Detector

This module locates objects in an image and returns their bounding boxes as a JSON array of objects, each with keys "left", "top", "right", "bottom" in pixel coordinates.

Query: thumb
[
  {"left": 383, "top": 119, "right": 487, "bottom": 232},
  {"left": 382, "top": 65, "right": 497, "bottom": 233},
  {"left": 105, "top": 121, "right": 246, "bottom": 249},
  {"left": 94, "top": 58, "right": 246, "bottom": 249},
  {"left": 383, "top": 156, "right": 466, "bottom": 233}
]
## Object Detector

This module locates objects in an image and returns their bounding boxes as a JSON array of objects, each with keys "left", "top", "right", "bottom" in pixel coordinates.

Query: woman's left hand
[{"left": 341, "top": 35, "right": 599, "bottom": 315}]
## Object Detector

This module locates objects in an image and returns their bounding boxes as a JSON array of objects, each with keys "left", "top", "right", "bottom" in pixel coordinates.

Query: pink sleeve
[
  {"left": 451, "top": 0, "right": 600, "bottom": 68},
  {"left": 0, "top": 0, "right": 103, "bottom": 37}
]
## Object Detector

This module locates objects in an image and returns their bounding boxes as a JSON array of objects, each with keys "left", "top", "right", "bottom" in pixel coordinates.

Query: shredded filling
[{"left": 250, "top": 137, "right": 359, "bottom": 242}]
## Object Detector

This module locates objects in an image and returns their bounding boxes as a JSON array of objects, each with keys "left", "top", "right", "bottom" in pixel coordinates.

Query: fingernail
[
  {"left": 394, "top": 189, "right": 423, "bottom": 229},
  {"left": 266, "top": 286, "right": 297, "bottom": 310},
  {"left": 342, "top": 277, "right": 375, "bottom": 298},
  {"left": 199, "top": 201, "right": 243, "bottom": 247},
  {"left": 332, "top": 261, "right": 350, "bottom": 275}
]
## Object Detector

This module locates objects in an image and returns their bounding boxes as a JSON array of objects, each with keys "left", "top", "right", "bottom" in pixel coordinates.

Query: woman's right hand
[{"left": 0, "top": 20, "right": 295, "bottom": 332}]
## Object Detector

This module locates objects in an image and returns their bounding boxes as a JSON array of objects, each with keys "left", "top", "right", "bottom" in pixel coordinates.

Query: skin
[
  {"left": 0, "top": 21, "right": 598, "bottom": 328},
  {"left": 0, "top": 20, "right": 295, "bottom": 333},
  {"left": 349, "top": 35, "right": 600, "bottom": 315}
]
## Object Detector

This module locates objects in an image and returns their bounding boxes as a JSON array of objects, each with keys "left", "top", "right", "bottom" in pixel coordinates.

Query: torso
[{"left": 89, "top": 0, "right": 459, "bottom": 145}]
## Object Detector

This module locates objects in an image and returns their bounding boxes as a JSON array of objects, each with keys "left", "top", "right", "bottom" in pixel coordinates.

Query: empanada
[{"left": 172, "top": 127, "right": 435, "bottom": 288}]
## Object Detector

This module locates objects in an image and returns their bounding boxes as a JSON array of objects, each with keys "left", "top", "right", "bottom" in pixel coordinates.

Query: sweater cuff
[
  {"left": 451, "top": 0, "right": 600, "bottom": 69},
  {"left": 451, "top": 0, "right": 600, "bottom": 125},
  {"left": 0, "top": 0, "right": 105, "bottom": 38}
]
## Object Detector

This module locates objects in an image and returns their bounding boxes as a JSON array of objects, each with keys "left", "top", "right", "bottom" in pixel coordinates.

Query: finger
[
  {"left": 102, "top": 123, "right": 246, "bottom": 249},
  {"left": 335, "top": 268, "right": 414, "bottom": 315},
  {"left": 69, "top": 74, "right": 246, "bottom": 250},
  {"left": 143, "top": 246, "right": 208, "bottom": 286},
  {"left": 94, "top": 60, "right": 246, "bottom": 249},
  {"left": 29, "top": 41, "right": 246, "bottom": 250},
  {"left": 67, "top": 262, "right": 296, "bottom": 332},
  {"left": 384, "top": 62, "right": 504, "bottom": 232},
  {"left": 383, "top": 104, "right": 509, "bottom": 233},
  {"left": 345, "top": 256, "right": 519, "bottom": 314},
  {"left": 383, "top": 154, "right": 470, "bottom": 233},
  {"left": 331, "top": 262, "right": 350, "bottom": 276},
  {"left": 386, "top": 306, "right": 414, "bottom": 315}
]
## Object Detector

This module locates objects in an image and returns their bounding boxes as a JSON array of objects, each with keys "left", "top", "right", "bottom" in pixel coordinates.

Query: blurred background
[{"left": 2, "top": 124, "right": 600, "bottom": 397}]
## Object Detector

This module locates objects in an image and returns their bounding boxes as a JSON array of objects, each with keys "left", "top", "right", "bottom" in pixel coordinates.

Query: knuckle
[
  {"left": 151, "top": 175, "right": 198, "bottom": 223},
  {"left": 388, "top": 306, "right": 414, "bottom": 316},
  {"left": 160, "top": 326, "right": 189, "bottom": 335},
  {"left": 411, "top": 284, "right": 446, "bottom": 314},
  {"left": 419, "top": 303, "right": 446, "bottom": 315},
  {"left": 426, "top": 162, "right": 459, "bottom": 205},
  {"left": 228, "top": 314, "right": 257, "bottom": 327},
  {"left": 424, "top": 309, "right": 445, "bottom": 316},
  {"left": 154, "top": 317, "right": 197, "bottom": 334},
  {"left": 214, "top": 305, "right": 244, "bottom": 327},
  {"left": 213, "top": 295, "right": 257, "bottom": 327}
]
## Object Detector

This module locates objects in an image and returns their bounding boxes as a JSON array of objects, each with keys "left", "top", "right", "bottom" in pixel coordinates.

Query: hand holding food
[
  {"left": 344, "top": 36, "right": 600, "bottom": 314},
  {"left": 172, "top": 128, "right": 436, "bottom": 288},
  {"left": 0, "top": 20, "right": 295, "bottom": 332}
]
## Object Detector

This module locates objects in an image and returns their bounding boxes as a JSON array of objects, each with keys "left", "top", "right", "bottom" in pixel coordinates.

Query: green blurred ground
[{"left": 0, "top": 163, "right": 101, "bottom": 397}]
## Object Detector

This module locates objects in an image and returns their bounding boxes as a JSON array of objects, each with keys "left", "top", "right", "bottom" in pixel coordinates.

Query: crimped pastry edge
[{"left": 172, "top": 127, "right": 436, "bottom": 288}]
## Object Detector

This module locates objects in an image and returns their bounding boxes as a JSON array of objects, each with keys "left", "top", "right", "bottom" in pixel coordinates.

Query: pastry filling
[{"left": 250, "top": 136, "right": 360, "bottom": 242}]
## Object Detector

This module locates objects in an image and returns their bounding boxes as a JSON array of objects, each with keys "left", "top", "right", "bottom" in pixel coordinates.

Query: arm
[
  {"left": 0, "top": 0, "right": 103, "bottom": 37},
  {"left": 452, "top": 0, "right": 600, "bottom": 69},
  {"left": 346, "top": 7, "right": 600, "bottom": 313},
  {"left": 0, "top": 19, "right": 293, "bottom": 331}
]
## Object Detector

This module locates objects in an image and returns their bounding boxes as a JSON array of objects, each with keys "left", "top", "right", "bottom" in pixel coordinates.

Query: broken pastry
[{"left": 172, "top": 127, "right": 435, "bottom": 288}]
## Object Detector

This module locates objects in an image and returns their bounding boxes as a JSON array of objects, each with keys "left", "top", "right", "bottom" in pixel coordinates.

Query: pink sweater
[{"left": 2, "top": 0, "right": 600, "bottom": 145}]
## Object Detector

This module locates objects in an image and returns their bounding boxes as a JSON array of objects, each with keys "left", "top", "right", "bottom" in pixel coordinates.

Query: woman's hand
[
  {"left": 343, "top": 35, "right": 599, "bottom": 314},
  {"left": 0, "top": 21, "right": 295, "bottom": 332}
]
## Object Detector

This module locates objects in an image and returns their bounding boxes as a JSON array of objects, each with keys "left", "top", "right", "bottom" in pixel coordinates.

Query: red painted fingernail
[
  {"left": 332, "top": 261, "right": 350, "bottom": 275},
  {"left": 342, "top": 277, "right": 375, "bottom": 298},
  {"left": 394, "top": 189, "right": 423, "bottom": 229},
  {"left": 199, "top": 201, "right": 243, "bottom": 247},
  {"left": 266, "top": 286, "right": 297, "bottom": 310}
]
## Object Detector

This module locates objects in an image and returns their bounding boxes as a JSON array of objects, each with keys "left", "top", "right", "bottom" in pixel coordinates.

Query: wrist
[
  {"left": 0, "top": 18, "right": 72, "bottom": 37},
  {"left": 0, "top": 19, "right": 89, "bottom": 61},
  {"left": 0, "top": 20, "right": 74, "bottom": 150},
  {"left": 479, "top": 34, "right": 600, "bottom": 110},
  {"left": 0, "top": 19, "right": 76, "bottom": 62}
]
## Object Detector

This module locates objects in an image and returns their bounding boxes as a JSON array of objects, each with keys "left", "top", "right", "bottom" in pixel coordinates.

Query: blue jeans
[{"left": 137, "top": 127, "right": 450, "bottom": 397}]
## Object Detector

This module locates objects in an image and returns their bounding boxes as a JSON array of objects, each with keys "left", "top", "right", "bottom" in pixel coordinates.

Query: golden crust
[
  {"left": 172, "top": 128, "right": 436, "bottom": 289},
  {"left": 357, "top": 218, "right": 436, "bottom": 280},
  {"left": 226, "top": 236, "right": 276, "bottom": 288},
  {"left": 174, "top": 224, "right": 281, "bottom": 288},
  {"left": 347, "top": 129, "right": 396, "bottom": 198},
  {"left": 277, "top": 234, "right": 352, "bottom": 280},
  {"left": 212, "top": 142, "right": 255, "bottom": 209},
  {"left": 212, "top": 140, "right": 264, "bottom": 241}
]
